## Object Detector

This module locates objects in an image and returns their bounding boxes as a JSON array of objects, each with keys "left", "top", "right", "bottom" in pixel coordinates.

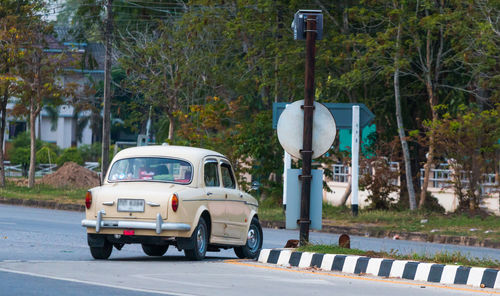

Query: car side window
[
  {"left": 220, "top": 163, "right": 236, "bottom": 189},
  {"left": 204, "top": 161, "right": 220, "bottom": 187}
]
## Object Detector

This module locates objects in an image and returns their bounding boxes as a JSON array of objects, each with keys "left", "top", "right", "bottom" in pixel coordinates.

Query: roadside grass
[
  {"left": 260, "top": 202, "right": 500, "bottom": 243},
  {"left": 298, "top": 244, "right": 500, "bottom": 269},
  {"left": 0, "top": 181, "right": 87, "bottom": 203}
]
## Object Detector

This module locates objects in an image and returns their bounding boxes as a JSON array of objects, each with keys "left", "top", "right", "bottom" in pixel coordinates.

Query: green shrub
[
  {"left": 36, "top": 146, "right": 58, "bottom": 164},
  {"left": 10, "top": 132, "right": 43, "bottom": 150},
  {"left": 78, "top": 142, "right": 101, "bottom": 162},
  {"left": 10, "top": 147, "right": 30, "bottom": 176},
  {"left": 56, "top": 147, "right": 84, "bottom": 166}
]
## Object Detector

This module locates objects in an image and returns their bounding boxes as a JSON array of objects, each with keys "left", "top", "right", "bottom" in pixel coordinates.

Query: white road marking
[
  {"left": 298, "top": 252, "right": 314, "bottom": 268},
  {"left": 342, "top": 256, "right": 360, "bottom": 274},
  {"left": 257, "top": 249, "right": 270, "bottom": 263},
  {"left": 277, "top": 250, "right": 292, "bottom": 266},
  {"left": 365, "top": 258, "right": 383, "bottom": 276},
  {"left": 440, "top": 265, "right": 459, "bottom": 284},
  {"left": 320, "top": 254, "right": 335, "bottom": 271},
  {"left": 467, "top": 267, "right": 486, "bottom": 287},
  {"left": 133, "top": 274, "right": 224, "bottom": 289},
  {"left": 0, "top": 267, "right": 196, "bottom": 296},
  {"left": 414, "top": 263, "right": 434, "bottom": 282},
  {"left": 389, "top": 260, "right": 408, "bottom": 278}
]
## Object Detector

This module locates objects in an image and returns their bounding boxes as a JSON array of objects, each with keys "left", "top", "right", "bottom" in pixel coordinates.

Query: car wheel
[
  {"left": 142, "top": 244, "right": 169, "bottom": 256},
  {"left": 90, "top": 240, "right": 113, "bottom": 260},
  {"left": 234, "top": 217, "right": 263, "bottom": 259},
  {"left": 184, "top": 217, "right": 208, "bottom": 261}
]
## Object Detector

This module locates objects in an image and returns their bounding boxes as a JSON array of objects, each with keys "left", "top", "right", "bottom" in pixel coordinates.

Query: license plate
[{"left": 117, "top": 199, "right": 145, "bottom": 212}]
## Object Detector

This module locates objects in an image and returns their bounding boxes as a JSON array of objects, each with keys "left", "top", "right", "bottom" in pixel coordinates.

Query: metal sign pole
[
  {"left": 299, "top": 15, "right": 317, "bottom": 246},
  {"left": 283, "top": 151, "right": 291, "bottom": 211},
  {"left": 351, "top": 106, "right": 360, "bottom": 216}
]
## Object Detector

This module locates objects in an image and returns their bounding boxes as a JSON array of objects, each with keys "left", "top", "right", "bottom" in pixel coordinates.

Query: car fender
[
  {"left": 246, "top": 208, "right": 259, "bottom": 232},
  {"left": 190, "top": 204, "right": 210, "bottom": 237},
  {"left": 176, "top": 205, "right": 209, "bottom": 250}
]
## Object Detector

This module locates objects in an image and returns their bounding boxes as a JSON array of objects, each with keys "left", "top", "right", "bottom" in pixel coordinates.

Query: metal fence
[
  {"left": 332, "top": 162, "right": 399, "bottom": 185},
  {"left": 4, "top": 161, "right": 100, "bottom": 178},
  {"left": 332, "top": 164, "right": 349, "bottom": 183},
  {"left": 332, "top": 162, "right": 498, "bottom": 193},
  {"left": 419, "top": 167, "right": 498, "bottom": 193}
]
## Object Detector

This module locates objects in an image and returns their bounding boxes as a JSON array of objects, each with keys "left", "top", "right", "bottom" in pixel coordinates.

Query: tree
[
  {"left": 118, "top": 22, "right": 214, "bottom": 142},
  {"left": 392, "top": 2, "right": 417, "bottom": 210},
  {"left": 431, "top": 105, "right": 500, "bottom": 211},
  {"left": 0, "top": 0, "right": 31, "bottom": 187},
  {"left": 12, "top": 13, "right": 76, "bottom": 187}
]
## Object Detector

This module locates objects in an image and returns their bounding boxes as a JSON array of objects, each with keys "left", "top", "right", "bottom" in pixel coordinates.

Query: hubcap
[
  {"left": 247, "top": 226, "right": 259, "bottom": 251},
  {"left": 197, "top": 225, "right": 206, "bottom": 253}
]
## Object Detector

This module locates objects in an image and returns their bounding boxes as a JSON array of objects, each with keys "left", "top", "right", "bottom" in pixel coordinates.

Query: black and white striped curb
[{"left": 258, "top": 249, "right": 500, "bottom": 289}]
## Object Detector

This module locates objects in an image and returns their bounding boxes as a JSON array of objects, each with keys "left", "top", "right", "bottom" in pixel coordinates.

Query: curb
[
  {"left": 257, "top": 249, "right": 500, "bottom": 289},
  {"left": 260, "top": 220, "right": 500, "bottom": 249},
  {"left": 0, "top": 197, "right": 85, "bottom": 212}
]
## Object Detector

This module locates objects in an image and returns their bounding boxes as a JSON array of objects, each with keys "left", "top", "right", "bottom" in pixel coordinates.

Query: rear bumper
[{"left": 82, "top": 211, "right": 191, "bottom": 234}]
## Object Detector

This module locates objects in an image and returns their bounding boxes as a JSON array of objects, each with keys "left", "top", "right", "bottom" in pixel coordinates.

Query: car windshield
[{"left": 108, "top": 157, "right": 192, "bottom": 184}]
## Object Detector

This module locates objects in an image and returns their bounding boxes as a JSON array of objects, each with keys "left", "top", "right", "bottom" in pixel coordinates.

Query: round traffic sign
[{"left": 277, "top": 100, "right": 336, "bottom": 159}]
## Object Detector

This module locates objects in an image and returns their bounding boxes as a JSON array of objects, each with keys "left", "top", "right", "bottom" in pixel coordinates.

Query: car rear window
[{"left": 108, "top": 157, "right": 193, "bottom": 184}]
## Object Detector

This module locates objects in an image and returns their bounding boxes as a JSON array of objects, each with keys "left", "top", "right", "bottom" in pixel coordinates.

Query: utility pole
[
  {"left": 101, "top": 0, "right": 113, "bottom": 181},
  {"left": 298, "top": 15, "right": 317, "bottom": 246}
]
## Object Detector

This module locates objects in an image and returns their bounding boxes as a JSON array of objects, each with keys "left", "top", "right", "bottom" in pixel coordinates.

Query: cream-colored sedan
[{"left": 82, "top": 145, "right": 262, "bottom": 260}]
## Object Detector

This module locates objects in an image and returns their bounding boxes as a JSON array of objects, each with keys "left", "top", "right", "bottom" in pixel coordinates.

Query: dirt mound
[{"left": 40, "top": 162, "right": 99, "bottom": 189}]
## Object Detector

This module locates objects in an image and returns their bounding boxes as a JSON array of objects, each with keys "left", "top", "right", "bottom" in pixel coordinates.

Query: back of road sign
[
  {"left": 276, "top": 100, "right": 336, "bottom": 159},
  {"left": 285, "top": 169, "right": 323, "bottom": 230}
]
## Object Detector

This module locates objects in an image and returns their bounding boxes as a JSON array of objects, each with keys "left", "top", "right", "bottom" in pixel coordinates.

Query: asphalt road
[{"left": 0, "top": 204, "right": 498, "bottom": 295}]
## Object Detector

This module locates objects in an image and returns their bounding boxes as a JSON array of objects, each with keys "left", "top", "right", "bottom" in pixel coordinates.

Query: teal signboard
[{"left": 272, "top": 102, "right": 374, "bottom": 129}]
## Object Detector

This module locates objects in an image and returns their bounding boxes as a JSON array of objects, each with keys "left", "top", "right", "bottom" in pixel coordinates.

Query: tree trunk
[
  {"left": 0, "top": 87, "right": 8, "bottom": 187},
  {"left": 167, "top": 113, "right": 175, "bottom": 142},
  {"left": 340, "top": 178, "right": 351, "bottom": 205},
  {"left": 101, "top": 0, "right": 113, "bottom": 181},
  {"left": 394, "top": 20, "right": 417, "bottom": 211},
  {"left": 28, "top": 100, "right": 36, "bottom": 188},
  {"left": 419, "top": 26, "right": 438, "bottom": 209},
  {"left": 496, "top": 149, "right": 499, "bottom": 186},
  {"left": 419, "top": 95, "right": 436, "bottom": 208}
]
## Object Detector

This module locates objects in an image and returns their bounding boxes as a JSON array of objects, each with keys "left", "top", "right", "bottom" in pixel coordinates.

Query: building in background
[{"left": 4, "top": 37, "right": 104, "bottom": 153}]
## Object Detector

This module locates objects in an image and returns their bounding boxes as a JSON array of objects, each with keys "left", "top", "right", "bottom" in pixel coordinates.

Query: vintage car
[{"left": 81, "top": 145, "right": 263, "bottom": 260}]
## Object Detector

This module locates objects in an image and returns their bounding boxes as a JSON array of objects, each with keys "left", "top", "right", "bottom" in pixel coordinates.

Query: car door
[
  {"left": 220, "top": 160, "right": 248, "bottom": 240},
  {"left": 203, "top": 158, "right": 226, "bottom": 238}
]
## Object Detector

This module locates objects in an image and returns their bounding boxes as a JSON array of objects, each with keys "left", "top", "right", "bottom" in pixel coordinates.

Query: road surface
[{"left": 0, "top": 204, "right": 498, "bottom": 295}]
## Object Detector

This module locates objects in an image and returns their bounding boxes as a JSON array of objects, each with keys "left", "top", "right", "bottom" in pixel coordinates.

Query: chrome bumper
[{"left": 81, "top": 211, "right": 191, "bottom": 234}]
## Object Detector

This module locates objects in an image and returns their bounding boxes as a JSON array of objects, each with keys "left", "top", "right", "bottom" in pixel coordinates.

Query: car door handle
[
  {"left": 207, "top": 192, "right": 213, "bottom": 196},
  {"left": 240, "top": 193, "right": 243, "bottom": 198}
]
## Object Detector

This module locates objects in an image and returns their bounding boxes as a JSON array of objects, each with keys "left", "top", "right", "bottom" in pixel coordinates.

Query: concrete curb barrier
[
  {"left": 260, "top": 220, "right": 500, "bottom": 249},
  {"left": 257, "top": 249, "right": 500, "bottom": 289}
]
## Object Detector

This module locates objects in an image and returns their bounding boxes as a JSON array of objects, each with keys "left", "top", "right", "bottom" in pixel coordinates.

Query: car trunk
[{"left": 93, "top": 182, "right": 185, "bottom": 220}]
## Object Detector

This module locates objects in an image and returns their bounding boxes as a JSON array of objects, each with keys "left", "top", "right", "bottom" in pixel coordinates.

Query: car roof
[{"left": 112, "top": 145, "right": 225, "bottom": 164}]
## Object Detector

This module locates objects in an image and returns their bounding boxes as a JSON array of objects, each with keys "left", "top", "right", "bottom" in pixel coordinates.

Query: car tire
[
  {"left": 234, "top": 217, "right": 263, "bottom": 259},
  {"left": 90, "top": 240, "right": 113, "bottom": 260},
  {"left": 184, "top": 217, "right": 208, "bottom": 261},
  {"left": 142, "top": 244, "right": 169, "bottom": 256}
]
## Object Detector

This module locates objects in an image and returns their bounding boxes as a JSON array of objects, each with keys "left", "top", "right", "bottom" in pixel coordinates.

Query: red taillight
[
  {"left": 172, "top": 193, "right": 179, "bottom": 212},
  {"left": 85, "top": 191, "right": 92, "bottom": 209},
  {"left": 123, "top": 230, "right": 135, "bottom": 236}
]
